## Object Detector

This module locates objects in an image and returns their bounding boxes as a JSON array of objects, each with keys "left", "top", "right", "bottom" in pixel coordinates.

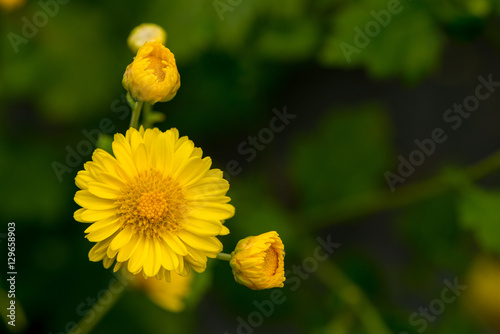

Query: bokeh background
[{"left": 2, "top": 0, "right": 500, "bottom": 333}]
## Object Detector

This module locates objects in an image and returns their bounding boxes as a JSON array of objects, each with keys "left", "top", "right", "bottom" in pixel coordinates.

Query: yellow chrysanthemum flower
[
  {"left": 230, "top": 231, "right": 285, "bottom": 290},
  {"left": 122, "top": 41, "right": 180, "bottom": 105},
  {"left": 127, "top": 23, "right": 167, "bottom": 53},
  {"left": 0, "top": 0, "right": 25, "bottom": 11},
  {"left": 133, "top": 271, "right": 193, "bottom": 312},
  {"left": 74, "top": 127, "right": 234, "bottom": 280}
]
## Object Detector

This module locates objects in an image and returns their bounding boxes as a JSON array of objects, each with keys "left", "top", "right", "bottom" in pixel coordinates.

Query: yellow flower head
[
  {"left": 133, "top": 271, "right": 193, "bottom": 312},
  {"left": 122, "top": 41, "right": 180, "bottom": 105},
  {"left": 74, "top": 127, "right": 234, "bottom": 281},
  {"left": 127, "top": 23, "right": 167, "bottom": 53},
  {"left": 465, "top": 256, "right": 500, "bottom": 330},
  {"left": 230, "top": 231, "right": 285, "bottom": 290},
  {"left": 0, "top": 0, "right": 25, "bottom": 11}
]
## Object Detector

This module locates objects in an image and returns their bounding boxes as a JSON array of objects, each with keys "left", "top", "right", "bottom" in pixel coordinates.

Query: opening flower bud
[
  {"left": 122, "top": 41, "right": 180, "bottom": 105},
  {"left": 229, "top": 231, "right": 285, "bottom": 290}
]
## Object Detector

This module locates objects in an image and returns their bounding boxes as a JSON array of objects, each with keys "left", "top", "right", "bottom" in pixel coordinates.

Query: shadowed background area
[{"left": 2, "top": 0, "right": 500, "bottom": 333}]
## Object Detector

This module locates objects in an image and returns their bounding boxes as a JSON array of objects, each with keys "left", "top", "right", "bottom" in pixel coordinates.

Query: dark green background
[{"left": 2, "top": 0, "right": 500, "bottom": 333}]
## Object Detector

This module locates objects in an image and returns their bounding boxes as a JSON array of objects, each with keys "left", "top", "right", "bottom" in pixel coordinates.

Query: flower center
[
  {"left": 262, "top": 246, "right": 279, "bottom": 277},
  {"left": 117, "top": 168, "right": 186, "bottom": 238},
  {"left": 146, "top": 56, "right": 166, "bottom": 82}
]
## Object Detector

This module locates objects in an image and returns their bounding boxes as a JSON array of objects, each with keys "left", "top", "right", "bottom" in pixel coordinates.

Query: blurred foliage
[
  {"left": 2, "top": 0, "right": 500, "bottom": 333},
  {"left": 290, "top": 104, "right": 392, "bottom": 209},
  {"left": 458, "top": 185, "right": 500, "bottom": 254}
]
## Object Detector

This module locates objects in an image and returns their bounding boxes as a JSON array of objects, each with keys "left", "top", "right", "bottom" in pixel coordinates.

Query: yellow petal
[
  {"left": 89, "top": 241, "right": 110, "bottom": 261},
  {"left": 75, "top": 171, "right": 93, "bottom": 190},
  {"left": 109, "top": 227, "right": 134, "bottom": 251},
  {"left": 74, "top": 208, "right": 87, "bottom": 222},
  {"left": 113, "top": 261, "right": 123, "bottom": 272},
  {"left": 176, "top": 260, "right": 190, "bottom": 276},
  {"left": 86, "top": 224, "right": 120, "bottom": 242},
  {"left": 143, "top": 239, "right": 162, "bottom": 277},
  {"left": 81, "top": 209, "right": 116, "bottom": 222},
  {"left": 117, "top": 233, "right": 141, "bottom": 262},
  {"left": 112, "top": 140, "right": 137, "bottom": 181},
  {"left": 75, "top": 190, "right": 118, "bottom": 210},
  {"left": 189, "top": 202, "right": 235, "bottom": 221},
  {"left": 129, "top": 127, "right": 144, "bottom": 153},
  {"left": 88, "top": 182, "right": 122, "bottom": 200},
  {"left": 96, "top": 172, "right": 126, "bottom": 190},
  {"left": 172, "top": 139, "right": 194, "bottom": 172},
  {"left": 159, "top": 241, "right": 175, "bottom": 270},
  {"left": 84, "top": 216, "right": 120, "bottom": 234},
  {"left": 177, "top": 230, "right": 222, "bottom": 253},
  {"left": 220, "top": 225, "right": 230, "bottom": 235},
  {"left": 183, "top": 218, "right": 223, "bottom": 236},
  {"left": 93, "top": 150, "right": 118, "bottom": 175},
  {"left": 133, "top": 143, "right": 149, "bottom": 172},
  {"left": 185, "top": 179, "right": 229, "bottom": 199},
  {"left": 107, "top": 246, "right": 119, "bottom": 259},
  {"left": 152, "top": 238, "right": 163, "bottom": 275},
  {"left": 174, "top": 156, "right": 211, "bottom": 187},
  {"left": 161, "top": 232, "right": 188, "bottom": 256},
  {"left": 190, "top": 147, "right": 203, "bottom": 159},
  {"left": 128, "top": 236, "right": 149, "bottom": 274}
]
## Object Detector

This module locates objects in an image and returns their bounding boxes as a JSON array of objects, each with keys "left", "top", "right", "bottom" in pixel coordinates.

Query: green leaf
[{"left": 457, "top": 186, "right": 500, "bottom": 254}]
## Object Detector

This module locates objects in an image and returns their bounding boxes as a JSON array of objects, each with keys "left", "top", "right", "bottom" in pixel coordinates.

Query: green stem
[
  {"left": 75, "top": 283, "right": 126, "bottom": 334},
  {"left": 464, "top": 149, "right": 500, "bottom": 180},
  {"left": 216, "top": 252, "right": 232, "bottom": 261},
  {"left": 289, "top": 151, "right": 500, "bottom": 332},
  {"left": 142, "top": 103, "right": 166, "bottom": 128},
  {"left": 305, "top": 149, "right": 500, "bottom": 229},
  {"left": 315, "top": 261, "right": 391, "bottom": 334},
  {"left": 300, "top": 239, "right": 391, "bottom": 334},
  {"left": 129, "top": 101, "right": 144, "bottom": 129}
]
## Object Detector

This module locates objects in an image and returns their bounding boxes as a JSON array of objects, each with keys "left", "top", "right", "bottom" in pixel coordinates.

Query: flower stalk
[
  {"left": 129, "top": 101, "right": 143, "bottom": 129},
  {"left": 75, "top": 285, "right": 126, "bottom": 334},
  {"left": 216, "top": 252, "right": 232, "bottom": 261}
]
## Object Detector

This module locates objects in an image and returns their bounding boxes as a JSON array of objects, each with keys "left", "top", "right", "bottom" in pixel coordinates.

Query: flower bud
[
  {"left": 127, "top": 23, "right": 167, "bottom": 53},
  {"left": 230, "top": 231, "right": 285, "bottom": 290},
  {"left": 122, "top": 41, "right": 180, "bottom": 105}
]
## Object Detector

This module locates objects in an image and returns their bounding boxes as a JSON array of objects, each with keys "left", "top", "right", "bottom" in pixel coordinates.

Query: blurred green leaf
[
  {"left": 457, "top": 186, "right": 500, "bottom": 254},
  {"left": 0, "top": 142, "right": 69, "bottom": 226},
  {"left": 290, "top": 103, "right": 392, "bottom": 209},
  {"left": 228, "top": 176, "right": 297, "bottom": 246},
  {"left": 320, "top": 2, "right": 443, "bottom": 81},
  {"left": 255, "top": 18, "right": 320, "bottom": 62},
  {"left": 398, "top": 193, "right": 467, "bottom": 270}
]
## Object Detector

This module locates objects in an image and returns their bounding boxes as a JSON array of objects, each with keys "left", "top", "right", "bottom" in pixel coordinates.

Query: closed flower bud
[
  {"left": 230, "top": 231, "right": 285, "bottom": 290},
  {"left": 127, "top": 23, "right": 167, "bottom": 53},
  {"left": 122, "top": 41, "right": 180, "bottom": 105}
]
